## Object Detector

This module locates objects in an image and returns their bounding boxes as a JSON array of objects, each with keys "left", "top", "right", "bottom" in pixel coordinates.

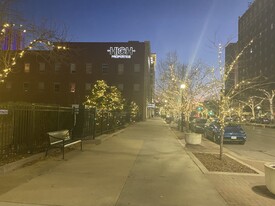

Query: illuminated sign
[{"left": 107, "top": 47, "right": 136, "bottom": 59}]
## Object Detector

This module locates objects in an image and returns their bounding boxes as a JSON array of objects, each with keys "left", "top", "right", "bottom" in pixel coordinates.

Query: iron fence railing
[{"left": 0, "top": 104, "right": 129, "bottom": 160}]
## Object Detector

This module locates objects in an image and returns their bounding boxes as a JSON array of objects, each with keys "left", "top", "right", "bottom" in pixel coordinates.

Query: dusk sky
[{"left": 16, "top": 0, "right": 250, "bottom": 69}]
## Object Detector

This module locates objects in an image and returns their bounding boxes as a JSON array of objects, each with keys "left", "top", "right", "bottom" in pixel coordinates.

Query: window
[
  {"left": 271, "top": 23, "right": 274, "bottom": 30},
  {"left": 39, "top": 62, "right": 45, "bottom": 72},
  {"left": 86, "top": 63, "right": 92, "bottom": 74},
  {"left": 133, "top": 83, "right": 140, "bottom": 91},
  {"left": 118, "top": 64, "right": 124, "bottom": 75},
  {"left": 85, "top": 83, "right": 92, "bottom": 91},
  {"left": 70, "top": 83, "right": 76, "bottom": 93},
  {"left": 117, "top": 84, "right": 124, "bottom": 91},
  {"left": 38, "top": 82, "right": 45, "bottom": 90},
  {"left": 24, "top": 63, "right": 30, "bottom": 73},
  {"left": 70, "top": 63, "right": 76, "bottom": 73},
  {"left": 23, "top": 82, "right": 29, "bottom": 92},
  {"left": 134, "top": 64, "right": 140, "bottom": 73},
  {"left": 54, "top": 83, "right": 60, "bottom": 92},
  {"left": 102, "top": 63, "right": 109, "bottom": 74},
  {"left": 55, "top": 63, "right": 61, "bottom": 72},
  {"left": 6, "top": 82, "right": 11, "bottom": 89}
]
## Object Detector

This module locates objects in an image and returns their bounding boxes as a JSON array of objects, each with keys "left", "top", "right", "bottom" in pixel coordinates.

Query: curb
[
  {"left": 0, "top": 153, "right": 44, "bottom": 175},
  {"left": 187, "top": 151, "right": 264, "bottom": 176}
]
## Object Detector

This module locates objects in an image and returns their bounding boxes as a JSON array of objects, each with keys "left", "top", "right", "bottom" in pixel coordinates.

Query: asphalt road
[{"left": 224, "top": 125, "right": 275, "bottom": 162}]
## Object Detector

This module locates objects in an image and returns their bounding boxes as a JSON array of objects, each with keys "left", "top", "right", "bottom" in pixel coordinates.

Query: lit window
[
  {"left": 39, "top": 62, "right": 45, "bottom": 72},
  {"left": 70, "top": 63, "right": 76, "bottom": 73},
  {"left": 117, "top": 84, "right": 124, "bottom": 91},
  {"left": 85, "top": 83, "right": 92, "bottom": 91},
  {"left": 102, "top": 63, "right": 109, "bottom": 74},
  {"left": 70, "top": 83, "right": 76, "bottom": 93},
  {"left": 271, "top": 23, "right": 274, "bottom": 30},
  {"left": 86, "top": 63, "right": 92, "bottom": 74},
  {"left": 134, "top": 64, "right": 140, "bottom": 73},
  {"left": 38, "top": 82, "right": 45, "bottom": 90},
  {"left": 118, "top": 64, "right": 124, "bottom": 75},
  {"left": 54, "top": 83, "right": 60, "bottom": 92},
  {"left": 133, "top": 84, "right": 140, "bottom": 91},
  {"left": 55, "top": 63, "right": 61, "bottom": 72},
  {"left": 24, "top": 63, "right": 30, "bottom": 73},
  {"left": 23, "top": 82, "right": 29, "bottom": 92}
]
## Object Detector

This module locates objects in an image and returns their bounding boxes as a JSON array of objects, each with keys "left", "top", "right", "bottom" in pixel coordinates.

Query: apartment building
[
  {"left": 237, "top": 0, "right": 275, "bottom": 83},
  {"left": 0, "top": 41, "right": 156, "bottom": 120}
]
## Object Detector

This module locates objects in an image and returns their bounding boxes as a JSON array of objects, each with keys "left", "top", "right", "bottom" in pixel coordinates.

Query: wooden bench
[{"left": 45, "top": 129, "right": 82, "bottom": 159}]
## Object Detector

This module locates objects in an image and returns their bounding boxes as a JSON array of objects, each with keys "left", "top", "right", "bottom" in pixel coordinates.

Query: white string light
[{"left": 0, "top": 23, "right": 68, "bottom": 83}]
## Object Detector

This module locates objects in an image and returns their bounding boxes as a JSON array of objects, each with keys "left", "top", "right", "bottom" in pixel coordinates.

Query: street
[{"left": 224, "top": 125, "right": 275, "bottom": 162}]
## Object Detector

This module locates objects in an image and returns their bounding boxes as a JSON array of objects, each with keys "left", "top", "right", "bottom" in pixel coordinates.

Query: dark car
[
  {"left": 256, "top": 117, "right": 271, "bottom": 124},
  {"left": 204, "top": 122, "right": 246, "bottom": 144},
  {"left": 190, "top": 118, "right": 207, "bottom": 133}
]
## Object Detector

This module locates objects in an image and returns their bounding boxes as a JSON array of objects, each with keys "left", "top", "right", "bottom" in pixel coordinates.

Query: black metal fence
[{"left": 0, "top": 104, "right": 129, "bottom": 160}]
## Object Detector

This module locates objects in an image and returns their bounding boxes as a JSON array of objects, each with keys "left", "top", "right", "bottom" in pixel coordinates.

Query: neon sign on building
[{"left": 107, "top": 47, "right": 136, "bottom": 59}]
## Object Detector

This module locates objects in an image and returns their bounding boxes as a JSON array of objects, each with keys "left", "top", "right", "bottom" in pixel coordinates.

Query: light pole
[{"left": 180, "top": 84, "right": 186, "bottom": 132}]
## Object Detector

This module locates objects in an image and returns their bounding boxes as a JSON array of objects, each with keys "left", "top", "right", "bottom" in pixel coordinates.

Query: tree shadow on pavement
[{"left": 252, "top": 185, "right": 275, "bottom": 199}]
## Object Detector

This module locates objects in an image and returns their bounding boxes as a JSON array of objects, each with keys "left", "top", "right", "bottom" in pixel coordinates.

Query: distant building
[
  {"left": 1, "top": 25, "right": 25, "bottom": 50},
  {"left": 0, "top": 41, "right": 156, "bottom": 120},
  {"left": 237, "top": 0, "right": 275, "bottom": 85}
]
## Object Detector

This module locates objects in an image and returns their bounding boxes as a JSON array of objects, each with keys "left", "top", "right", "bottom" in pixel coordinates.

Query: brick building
[{"left": 0, "top": 41, "right": 156, "bottom": 120}]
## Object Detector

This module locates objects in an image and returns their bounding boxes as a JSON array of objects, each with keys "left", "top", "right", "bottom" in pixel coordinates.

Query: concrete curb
[
  {"left": 187, "top": 151, "right": 264, "bottom": 176},
  {"left": 0, "top": 153, "right": 44, "bottom": 175}
]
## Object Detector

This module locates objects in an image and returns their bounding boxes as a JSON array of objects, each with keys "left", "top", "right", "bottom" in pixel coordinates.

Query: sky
[{"left": 16, "top": 0, "right": 250, "bottom": 69}]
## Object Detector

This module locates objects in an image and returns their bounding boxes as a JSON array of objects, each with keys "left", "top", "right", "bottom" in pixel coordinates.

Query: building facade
[
  {"left": 225, "top": 42, "right": 238, "bottom": 93},
  {"left": 0, "top": 41, "right": 156, "bottom": 120},
  {"left": 237, "top": 0, "right": 275, "bottom": 84}
]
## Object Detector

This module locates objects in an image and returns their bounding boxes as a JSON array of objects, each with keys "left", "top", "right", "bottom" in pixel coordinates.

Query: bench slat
[{"left": 64, "top": 140, "right": 82, "bottom": 147}]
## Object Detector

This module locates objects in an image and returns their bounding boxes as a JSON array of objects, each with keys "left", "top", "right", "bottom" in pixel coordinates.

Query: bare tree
[
  {"left": 238, "top": 96, "right": 264, "bottom": 120},
  {"left": 156, "top": 52, "right": 184, "bottom": 119},
  {"left": 0, "top": 1, "right": 68, "bottom": 83},
  {"left": 156, "top": 52, "right": 214, "bottom": 131},
  {"left": 259, "top": 89, "right": 275, "bottom": 122},
  {"left": 210, "top": 33, "right": 272, "bottom": 159}
]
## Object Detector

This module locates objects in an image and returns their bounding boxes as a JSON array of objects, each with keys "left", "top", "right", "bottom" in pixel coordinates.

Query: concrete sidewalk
[
  {"left": 0, "top": 118, "right": 227, "bottom": 206},
  {"left": 172, "top": 126, "right": 275, "bottom": 206}
]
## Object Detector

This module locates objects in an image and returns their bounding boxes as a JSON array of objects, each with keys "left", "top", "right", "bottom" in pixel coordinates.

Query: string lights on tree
[{"left": 0, "top": 22, "right": 67, "bottom": 83}]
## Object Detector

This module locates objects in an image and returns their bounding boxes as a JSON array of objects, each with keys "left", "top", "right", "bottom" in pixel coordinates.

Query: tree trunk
[
  {"left": 270, "top": 100, "right": 274, "bottom": 121},
  {"left": 219, "top": 125, "right": 224, "bottom": 160}
]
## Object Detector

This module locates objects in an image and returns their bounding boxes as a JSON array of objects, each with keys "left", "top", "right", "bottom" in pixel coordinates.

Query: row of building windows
[
  {"left": 23, "top": 62, "right": 141, "bottom": 74},
  {"left": 5, "top": 82, "right": 141, "bottom": 92}
]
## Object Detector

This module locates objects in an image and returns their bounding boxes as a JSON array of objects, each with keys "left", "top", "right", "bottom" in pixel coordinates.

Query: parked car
[
  {"left": 189, "top": 118, "right": 207, "bottom": 133},
  {"left": 204, "top": 122, "right": 246, "bottom": 145},
  {"left": 204, "top": 121, "right": 220, "bottom": 141},
  {"left": 256, "top": 117, "right": 271, "bottom": 124}
]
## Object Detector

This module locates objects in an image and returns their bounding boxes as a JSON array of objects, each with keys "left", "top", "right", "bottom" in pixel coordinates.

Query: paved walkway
[
  {"left": 0, "top": 118, "right": 227, "bottom": 206},
  {"left": 2, "top": 118, "right": 275, "bottom": 206},
  {"left": 173, "top": 125, "right": 275, "bottom": 206}
]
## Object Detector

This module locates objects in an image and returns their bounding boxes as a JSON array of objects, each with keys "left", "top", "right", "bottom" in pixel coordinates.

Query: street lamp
[{"left": 180, "top": 84, "right": 186, "bottom": 132}]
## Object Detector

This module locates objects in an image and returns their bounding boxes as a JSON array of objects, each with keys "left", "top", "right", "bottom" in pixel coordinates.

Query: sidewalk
[
  {"left": 0, "top": 118, "right": 227, "bottom": 206},
  {"left": 172, "top": 125, "right": 275, "bottom": 206}
]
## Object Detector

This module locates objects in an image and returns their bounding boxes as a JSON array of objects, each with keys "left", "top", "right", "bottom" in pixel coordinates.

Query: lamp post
[{"left": 180, "top": 84, "right": 186, "bottom": 132}]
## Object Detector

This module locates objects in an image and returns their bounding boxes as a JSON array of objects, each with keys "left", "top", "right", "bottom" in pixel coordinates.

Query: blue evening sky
[{"left": 16, "top": 0, "right": 250, "bottom": 68}]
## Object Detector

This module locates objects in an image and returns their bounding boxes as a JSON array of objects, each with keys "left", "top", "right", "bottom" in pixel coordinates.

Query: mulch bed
[{"left": 193, "top": 152, "right": 258, "bottom": 174}]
